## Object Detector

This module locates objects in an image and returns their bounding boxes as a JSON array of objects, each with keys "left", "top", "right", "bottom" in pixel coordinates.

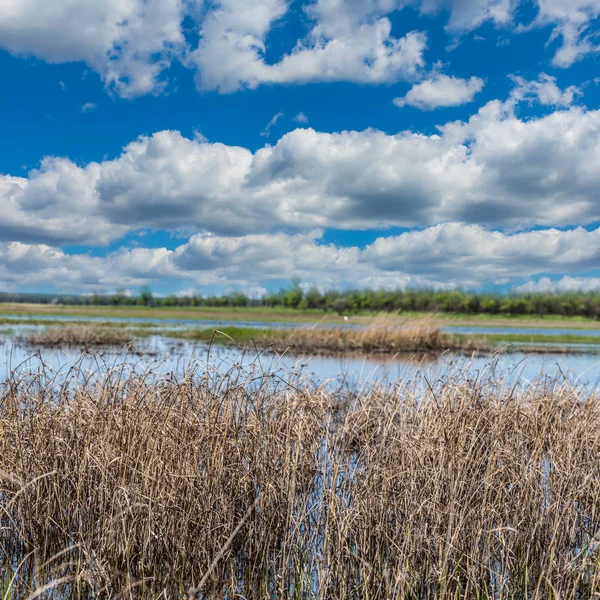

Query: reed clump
[
  {"left": 191, "top": 322, "right": 469, "bottom": 355},
  {"left": 1, "top": 360, "right": 600, "bottom": 598},
  {"left": 274, "top": 323, "right": 457, "bottom": 354},
  {"left": 21, "top": 325, "right": 134, "bottom": 348}
]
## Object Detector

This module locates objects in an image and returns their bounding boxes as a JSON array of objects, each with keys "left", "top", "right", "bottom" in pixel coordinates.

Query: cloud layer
[
  {"left": 2, "top": 223, "right": 600, "bottom": 294},
  {"left": 0, "top": 0, "right": 597, "bottom": 96},
  {"left": 394, "top": 73, "right": 485, "bottom": 109},
  {"left": 0, "top": 0, "right": 186, "bottom": 96},
  {"left": 3, "top": 96, "right": 600, "bottom": 248}
]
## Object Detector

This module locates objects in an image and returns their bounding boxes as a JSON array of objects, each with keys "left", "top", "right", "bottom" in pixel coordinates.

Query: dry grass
[
  {"left": 1, "top": 359, "right": 600, "bottom": 598},
  {"left": 190, "top": 320, "right": 470, "bottom": 355},
  {"left": 273, "top": 323, "right": 460, "bottom": 354},
  {"left": 20, "top": 325, "right": 134, "bottom": 348}
]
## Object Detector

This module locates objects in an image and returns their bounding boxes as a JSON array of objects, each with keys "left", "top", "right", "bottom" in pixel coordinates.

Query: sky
[{"left": 1, "top": 0, "right": 600, "bottom": 297}]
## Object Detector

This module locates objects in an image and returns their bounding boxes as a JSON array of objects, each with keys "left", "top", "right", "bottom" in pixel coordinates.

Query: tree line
[{"left": 2, "top": 284, "right": 600, "bottom": 319}]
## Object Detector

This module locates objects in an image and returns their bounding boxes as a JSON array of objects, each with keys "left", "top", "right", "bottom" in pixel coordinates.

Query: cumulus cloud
[
  {"left": 0, "top": 0, "right": 428, "bottom": 95},
  {"left": 3, "top": 224, "right": 600, "bottom": 294},
  {"left": 509, "top": 73, "right": 582, "bottom": 107},
  {"left": 173, "top": 225, "right": 600, "bottom": 290},
  {"left": 0, "top": 243, "right": 171, "bottom": 293},
  {"left": 0, "top": 0, "right": 596, "bottom": 97},
  {"left": 0, "top": 158, "right": 122, "bottom": 246},
  {"left": 188, "top": 0, "right": 427, "bottom": 93},
  {"left": 5, "top": 99, "right": 600, "bottom": 246},
  {"left": 94, "top": 131, "right": 258, "bottom": 235},
  {"left": 173, "top": 230, "right": 360, "bottom": 283},
  {"left": 362, "top": 223, "right": 600, "bottom": 285},
  {"left": 419, "top": 0, "right": 515, "bottom": 32},
  {"left": 393, "top": 73, "right": 485, "bottom": 109},
  {"left": 0, "top": 0, "right": 186, "bottom": 97},
  {"left": 514, "top": 276, "right": 600, "bottom": 293},
  {"left": 420, "top": 0, "right": 600, "bottom": 67},
  {"left": 533, "top": 0, "right": 600, "bottom": 68}
]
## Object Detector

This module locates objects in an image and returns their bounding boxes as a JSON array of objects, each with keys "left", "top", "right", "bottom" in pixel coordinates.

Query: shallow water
[
  {"left": 0, "top": 313, "right": 354, "bottom": 330},
  {"left": 4, "top": 312, "right": 600, "bottom": 338},
  {"left": 444, "top": 325, "right": 600, "bottom": 337},
  {"left": 2, "top": 332, "right": 600, "bottom": 390}
]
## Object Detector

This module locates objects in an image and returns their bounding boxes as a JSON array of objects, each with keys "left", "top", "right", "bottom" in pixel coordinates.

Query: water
[
  {"left": 5, "top": 313, "right": 600, "bottom": 337},
  {"left": 0, "top": 313, "right": 357, "bottom": 330},
  {"left": 2, "top": 332, "right": 600, "bottom": 390},
  {"left": 444, "top": 325, "right": 600, "bottom": 337},
  {"left": 2, "top": 312, "right": 600, "bottom": 390}
]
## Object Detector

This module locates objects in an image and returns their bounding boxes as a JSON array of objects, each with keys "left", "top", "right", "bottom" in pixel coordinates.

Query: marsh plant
[
  {"left": 21, "top": 325, "right": 134, "bottom": 349},
  {"left": 1, "top": 358, "right": 600, "bottom": 598}
]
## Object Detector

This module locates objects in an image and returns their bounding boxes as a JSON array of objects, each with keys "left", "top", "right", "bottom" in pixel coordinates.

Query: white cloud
[
  {"left": 261, "top": 111, "right": 284, "bottom": 137},
  {"left": 0, "top": 0, "right": 597, "bottom": 98},
  {"left": 0, "top": 158, "right": 122, "bottom": 246},
  {"left": 173, "top": 225, "right": 600, "bottom": 289},
  {"left": 534, "top": 0, "right": 600, "bottom": 67},
  {"left": 514, "top": 276, "right": 600, "bottom": 293},
  {"left": 0, "top": 243, "right": 170, "bottom": 293},
  {"left": 4, "top": 224, "right": 600, "bottom": 294},
  {"left": 362, "top": 223, "right": 600, "bottom": 285},
  {"left": 81, "top": 102, "right": 98, "bottom": 113},
  {"left": 419, "top": 0, "right": 515, "bottom": 32},
  {"left": 293, "top": 112, "right": 309, "bottom": 123},
  {"left": 394, "top": 73, "right": 485, "bottom": 109},
  {"left": 0, "top": 0, "right": 186, "bottom": 97},
  {"left": 94, "top": 131, "right": 258, "bottom": 235},
  {"left": 173, "top": 230, "right": 360, "bottom": 283},
  {"left": 420, "top": 0, "right": 600, "bottom": 67},
  {"left": 188, "top": 0, "right": 427, "bottom": 92},
  {"left": 0, "top": 0, "right": 429, "bottom": 95},
  {"left": 5, "top": 99, "right": 600, "bottom": 246},
  {"left": 509, "top": 73, "right": 582, "bottom": 107}
]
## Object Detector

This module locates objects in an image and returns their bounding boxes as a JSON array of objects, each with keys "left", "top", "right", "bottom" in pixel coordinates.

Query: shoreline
[
  {"left": 12, "top": 323, "right": 600, "bottom": 356},
  {"left": 1, "top": 302, "right": 600, "bottom": 330}
]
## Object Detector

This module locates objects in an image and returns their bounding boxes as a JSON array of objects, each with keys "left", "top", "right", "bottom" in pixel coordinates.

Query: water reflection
[{"left": 2, "top": 333, "right": 600, "bottom": 391}]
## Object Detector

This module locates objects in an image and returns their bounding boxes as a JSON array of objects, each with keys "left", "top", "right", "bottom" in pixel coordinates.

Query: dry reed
[
  {"left": 273, "top": 323, "right": 457, "bottom": 354},
  {"left": 20, "top": 325, "right": 134, "bottom": 348},
  {"left": 0, "top": 358, "right": 599, "bottom": 598}
]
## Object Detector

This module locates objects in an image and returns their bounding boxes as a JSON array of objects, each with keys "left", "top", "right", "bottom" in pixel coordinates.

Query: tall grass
[
  {"left": 1, "top": 358, "right": 600, "bottom": 598},
  {"left": 186, "top": 321, "right": 467, "bottom": 355},
  {"left": 21, "top": 325, "right": 134, "bottom": 348},
  {"left": 21, "top": 321, "right": 469, "bottom": 355},
  {"left": 275, "top": 322, "right": 455, "bottom": 353}
]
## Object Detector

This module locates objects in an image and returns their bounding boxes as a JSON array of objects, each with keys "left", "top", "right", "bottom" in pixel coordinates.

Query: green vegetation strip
[
  {"left": 1, "top": 303, "right": 600, "bottom": 329},
  {"left": 176, "top": 328, "right": 600, "bottom": 350}
]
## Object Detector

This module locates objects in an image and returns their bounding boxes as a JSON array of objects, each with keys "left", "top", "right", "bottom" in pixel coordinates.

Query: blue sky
[{"left": 1, "top": 0, "right": 600, "bottom": 297}]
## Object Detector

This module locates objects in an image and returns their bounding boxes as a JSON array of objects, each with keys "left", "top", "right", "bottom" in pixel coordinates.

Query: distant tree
[
  {"left": 302, "top": 286, "right": 323, "bottom": 310},
  {"left": 331, "top": 297, "right": 351, "bottom": 315},
  {"left": 139, "top": 286, "right": 154, "bottom": 307},
  {"left": 112, "top": 289, "right": 128, "bottom": 305},
  {"left": 281, "top": 278, "right": 304, "bottom": 309},
  {"left": 230, "top": 292, "right": 249, "bottom": 307}
]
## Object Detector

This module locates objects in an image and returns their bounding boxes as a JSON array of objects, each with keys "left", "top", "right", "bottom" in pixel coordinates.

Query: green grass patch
[
  {"left": 1, "top": 303, "right": 600, "bottom": 329},
  {"left": 457, "top": 333, "right": 600, "bottom": 347}
]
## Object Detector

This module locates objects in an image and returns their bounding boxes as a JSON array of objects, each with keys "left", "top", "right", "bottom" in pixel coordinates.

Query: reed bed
[
  {"left": 1, "top": 359, "right": 600, "bottom": 598},
  {"left": 20, "top": 325, "right": 134, "bottom": 348},
  {"left": 190, "top": 322, "right": 468, "bottom": 355},
  {"left": 272, "top": 323, "right": 458, "bottom": 354}
]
